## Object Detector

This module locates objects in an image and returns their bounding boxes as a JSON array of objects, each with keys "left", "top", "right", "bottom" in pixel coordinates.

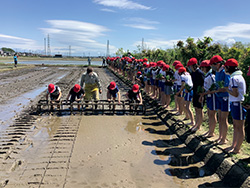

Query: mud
[{"left": 0, "top": 66, "right": 223, "bottom": 187}]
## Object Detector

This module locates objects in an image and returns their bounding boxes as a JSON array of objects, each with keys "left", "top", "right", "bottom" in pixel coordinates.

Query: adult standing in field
[
  {"left": 210, "top": 55, "right": 230, "bottom": 145},
  {"left": 102, "top": 57, "right": 106, "bottom": 67},
  {"left": 187, "top": 58, "right": 205, "bottom": 132},
  {"left": 80, "top": 66, "right": 102, "bottom": 101},
  {"left": 88, "top": 57, "right": 91, "bottom": 66},
  {"left": 13, "top": 53, "right": 18, "bottom": 67}
]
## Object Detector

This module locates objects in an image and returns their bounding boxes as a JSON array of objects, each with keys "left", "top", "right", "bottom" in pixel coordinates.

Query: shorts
[
  {"left": 164, "top": 85, "right": 173, "bottom": 95},
  {"left": 193, "top": 94, "right": 204, "bottom": 109},
  {"left": 230, "top": 102, "right": 246, "bottom": 120},
  {"left": 176, "top": 85, "right": 182, "bottom": 97},
  {"left": 184, "top": 90, "right": 193, "bottom": 101},
  {"left": 147, "top": 80, "right": 151, "bottom": 85},
  {"left": 150, "top": 78, "right": 155, "bottom": 86},
  {"left": 70, "top": 94, "right": 83, "bottom": 103},
  {"left": 206, "top": 94, "right": 216, "bottom": 111},
  {"left": 50, "top": 95, "right": 60, "bottom": 101},
  {"left": 155, "top": 80, "right": 159, "bottom": 87},
  {"left": 158, "top": 81, "right": 162, "bottom": 88},
  {"left": 160, "top": 82, "right": 165, "bottom": 91},
  {"left": 173, "top": 83, "right": 178, "bottom": 93},
  {"left": 216, "top": 96, "right": 230, "bottom": 112}
]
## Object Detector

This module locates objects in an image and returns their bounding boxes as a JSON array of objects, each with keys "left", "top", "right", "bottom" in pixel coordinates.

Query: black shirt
[
  {"left": 191, "top": 68, "right": 205, "bottom": 95},
  {"left": 128, "top": 89, "right": 140, "bottom": 100},
  {"left": 69, "top": 87, "right": 85, "bottom": 101}
]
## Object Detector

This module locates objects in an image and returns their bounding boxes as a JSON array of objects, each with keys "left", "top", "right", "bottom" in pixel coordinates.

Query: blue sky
[{"left": 1, "top": 0, "right": 250, "bottom": 56}]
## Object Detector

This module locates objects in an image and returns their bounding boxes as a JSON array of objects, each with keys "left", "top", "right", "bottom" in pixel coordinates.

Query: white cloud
[
  {"left": 123, "top": 17, "right": 159, "bottom": 30},
  {"left": 124, "top": 24, "right": 157, "bottom": 30},
  {"left": 100, "top": 8, "right": 116, "bottom": 12},
  {"left": 93, "top": 0, "right": 151, "bottom": 10},
  {"left": 40, "top": 20, "right": 117, "bottom": 55},
  {"left": 133, "top": 38, "right": 181, "bottom": 49},
  {"left": 0, "top": 34, "right": 41, "bottom": 51},
  {"left": 203, "top": 22, "right": 250, "bottom": 41}
]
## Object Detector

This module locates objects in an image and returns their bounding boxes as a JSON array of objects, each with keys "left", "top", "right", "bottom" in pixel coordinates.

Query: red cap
[
  {"left": 187, "top": 58, "right": 198, "bottom": 66},
  {"left": 143, "top": 62, "right": 147, "bottom": 66},
  {"left": 175, "top": 63, "right": 183, "bottom": 70},
  {"left": 109, "top": 81, "right": 116, "bottom": 90},
  {"left": 173, "top": 60, "right": 181, "bottom": 66},
  {"left": 73, "top": 84, "right": 81, "bottom": 93},
  {"left": 247, "top": 66, "right": 250, "bottom": 76},
  {"left": 48, "top": 84, "right": 55, "bottom": 93},
  {"left": 127, "top": 58, "right": 132, "bottom": 63},
  {"left": 200, "top": 60, "right": 210, "bottom": 67},
  {"left": 137, "top": 71, "right": 142, "bottom": 75},
  {"left": 210, "top": 55, "right": 223, "bottom": 65},
  {"left": 178, "top": 67, "right": 186, "bottom": 73},
  {"left": 132, "top": 84, "right": 139, "bottom": 92},
  {"left": 225, "top": 58, "right": 238, "bottom": 67},
  {"left": 143, "top": 58, "right": 148, "bottom": 62},
  {"left": 162, "top": 64, "right": 170, "bottom": 71},
  {"left": 151, "top": 62, "right": 156, "bottom": 67}
]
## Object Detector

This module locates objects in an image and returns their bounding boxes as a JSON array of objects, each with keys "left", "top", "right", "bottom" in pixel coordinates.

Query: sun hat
[
  {"left": 178, "top": 67, "right": 186, "bottom": 73},
  {"left": 48, "top": 84, "right": 55, "bottom": 93},
  {"left": 132, "top": 84, "right": 139, "bottom": 92},
  {"left": 200, "top": 60, "right": 210, "bottom": 67},
  {"left": 73, "top": 84, "right": 81, "bottom": 93},
  {"left": 210, "top": 55, "right": 223, "bottom": 65},
  {"left": 109, "top": 81, "right": 116, "bottom": 90},
  {"left": 187, "top": 58, "right": 198, "bottom": 66},
  {"left": 225, "top": 58, "right": 238, "bottom": 67}
]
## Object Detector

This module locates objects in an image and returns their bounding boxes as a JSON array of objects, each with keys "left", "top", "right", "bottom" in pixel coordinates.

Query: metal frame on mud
[{"left": 36, "top": 100, "right": 146, "bottom": 115}]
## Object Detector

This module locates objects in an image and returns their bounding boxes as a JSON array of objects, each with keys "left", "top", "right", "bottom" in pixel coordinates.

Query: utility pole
[
  {"left": 69, "top": 45, "right": 71, "bottom": 57},
  {"left": 47, "top": 34, "right": 51, "bottom": 56},
  {"left": 106, "top": 40, "right": 110, "bottom": 57},
  {"left": 44, "top": 38, "right": 46, "bottom": 55}
]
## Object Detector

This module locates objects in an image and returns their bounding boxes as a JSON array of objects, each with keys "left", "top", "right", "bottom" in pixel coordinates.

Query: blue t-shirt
[
  {"left": 107, "top": 85, "right": 119, "bottom": 97},
  {"left": 14, "top": 56, "right": 17, "bottom": 61},
  {"left": 215, "top": 68, "right": 230, "bottom": 97}
]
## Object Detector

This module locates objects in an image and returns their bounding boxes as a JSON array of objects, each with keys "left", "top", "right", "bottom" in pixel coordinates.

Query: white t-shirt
[
  {"left": 228, "top": 71, "right": 246, "bottom": 102},
  {"left": 159, "top": 69, "right": 166, "bottom": 82},
  {"left": 152, "top": 69, "right": 158, "bottom": 79},
  {"left": 181, "top": 72, "right": 193, "bottom": 88},
  {"left": 174, "top": 70, "right": 181, "bottom": 86},
  {"left": 204, "top": 71, "right": 215, "bottom": 91}
]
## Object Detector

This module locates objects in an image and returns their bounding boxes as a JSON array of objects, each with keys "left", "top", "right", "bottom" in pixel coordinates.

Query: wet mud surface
[{"left": 0, "top": 67, "right": 223, "bottom": 187}]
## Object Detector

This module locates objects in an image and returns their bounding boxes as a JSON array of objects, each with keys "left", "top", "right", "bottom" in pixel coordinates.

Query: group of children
[
  {"left": 46, "top": 72, "right": 143, "bottom": 110},
  {"left": 107, "top": 55, "right": 248, "bottom": 154}
]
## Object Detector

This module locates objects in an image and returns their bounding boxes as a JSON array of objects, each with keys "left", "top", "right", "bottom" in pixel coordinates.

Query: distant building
[{"left": 54, "top": 54, "right": 62, "bottom": 58}]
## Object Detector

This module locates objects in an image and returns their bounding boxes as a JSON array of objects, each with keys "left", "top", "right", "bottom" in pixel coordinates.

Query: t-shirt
[
  {"left": 69, "top": 87, "right": 85, "bottom": 100},
  {"left": 181, "top": 72, "right": 193, "bottom": 88},
  {"left": 165, "top": 69, "right": 174, "bottom": 86},
  {"left": 174, "top": 70, "right": 181, "bottom": 86},
  {"left": 191, "top": 68, "right": 205, "bottom": 95},
  {"left": 127, "top": 89, "right": 140, "bottom": 100},
  {"left": 152, "top": 69, "right": 158, "bottom": 79},
  {"left": 159, "top": 70, "right": 166, "bottom": 83},
  {"left": 215, "top": 67, "right": 230, "bottom": 98},
  {"left": 204, "top": 70, "right": 215, "bottom": 91},
  {"left": 228, "top": 71, "right": 246, "bottom": 102},
  {"left": 48, "top": 86, "right": 61, "bottom": 98},
  {"left": 107, "top": 85, "right": 119, "bottom": 97}
]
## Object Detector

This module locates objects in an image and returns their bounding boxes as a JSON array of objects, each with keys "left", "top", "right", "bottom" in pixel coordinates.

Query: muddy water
[{"left": 3, "top": 114, "right": 221, "bottom": 188}]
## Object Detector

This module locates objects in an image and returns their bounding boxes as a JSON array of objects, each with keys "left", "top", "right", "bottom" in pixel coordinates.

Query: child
[
  {"left": 107, "top": 81, "right": 121, "bottom": 104},
  {"left": 199, "top": 60, "right": 217, "bottom": 138},
  {"left": 174, "top": 63, "right": 184, "bottom": 115},
  {"left": 46, "top": 83, "right": 62, "bottom": 110},
  {"left": 136, "top": 71, "right": 145, "bottom": 88},
  {"left": 176, "top": 67, "right": 194, "bottom": 126},
  {"left": 126, "top": 84, "right": 143, "bottom": 104},
  {"left": 210, "top": 55, "right": 230, "bottom": 145},
  {"left": 224, "top": 59, "right": 246, "bottom": 153},
  {"left": 66, "top": 84, "right": 85, "bottom": 110}
]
